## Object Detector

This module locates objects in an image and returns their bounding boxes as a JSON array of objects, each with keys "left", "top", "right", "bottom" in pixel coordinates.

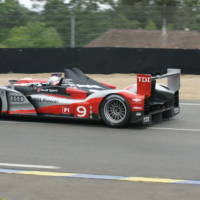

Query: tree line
[{"left": 0, "top": 0, "right": 200, "bottom": 48}]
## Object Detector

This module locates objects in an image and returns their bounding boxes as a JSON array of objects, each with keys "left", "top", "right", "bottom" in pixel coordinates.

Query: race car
[{"left": 0, "top": 68, "right": 181, "bottom": 127}]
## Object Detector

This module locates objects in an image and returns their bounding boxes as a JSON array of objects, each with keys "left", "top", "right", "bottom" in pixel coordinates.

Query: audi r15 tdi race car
[{"left": 0, "top": 68, "right": 180, "bottom": 127}]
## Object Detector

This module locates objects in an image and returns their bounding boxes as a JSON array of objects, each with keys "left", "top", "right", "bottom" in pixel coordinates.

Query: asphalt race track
[{"left": 0, "top": 101, "right": 200, "bottom": 200}]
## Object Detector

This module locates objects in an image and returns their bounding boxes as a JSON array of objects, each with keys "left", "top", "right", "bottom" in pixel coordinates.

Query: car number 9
[{"left": 76, "top": 106, "right": 87, "bottom": 117}]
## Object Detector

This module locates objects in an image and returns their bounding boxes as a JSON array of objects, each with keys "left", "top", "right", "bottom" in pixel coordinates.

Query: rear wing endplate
[
  {"left": 137, "top": 68, "right": 181, "bottom": 97},
  {"left": 152, "top": 68, "right": 181, "bottom": 92}
]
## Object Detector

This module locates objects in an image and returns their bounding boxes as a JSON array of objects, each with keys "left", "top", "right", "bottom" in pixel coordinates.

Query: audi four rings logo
[{"left": 10, "top": 96, "right": 25, "bottom": 102}]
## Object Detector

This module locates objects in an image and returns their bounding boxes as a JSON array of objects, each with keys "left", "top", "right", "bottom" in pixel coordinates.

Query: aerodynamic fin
[{"left": 137, "top": 68, "right": 181, "bottom": 97}]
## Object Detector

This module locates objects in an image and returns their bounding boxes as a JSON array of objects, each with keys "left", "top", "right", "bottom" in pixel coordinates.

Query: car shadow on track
[{"left": 0, "top": 116, "right": 174, "bottom": 130}]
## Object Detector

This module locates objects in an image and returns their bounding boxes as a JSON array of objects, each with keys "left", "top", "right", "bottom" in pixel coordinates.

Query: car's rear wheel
[{"left": 100, "top": 95, "right": 131, "bottom": 128}]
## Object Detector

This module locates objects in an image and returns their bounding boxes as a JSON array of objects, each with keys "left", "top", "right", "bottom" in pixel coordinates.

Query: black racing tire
[{"left": 100, "top": 95, "right": 131, "bottom": 128}]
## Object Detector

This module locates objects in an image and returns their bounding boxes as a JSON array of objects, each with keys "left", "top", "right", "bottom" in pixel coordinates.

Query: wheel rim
[{"left": 104, "top": 98, "right": 127, "bottom": 124}]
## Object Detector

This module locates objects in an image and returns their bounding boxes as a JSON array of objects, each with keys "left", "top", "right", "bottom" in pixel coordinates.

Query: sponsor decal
[
  {"left": 137, "top": 74, "right": 152, "bottom": 97},
  {"left": 49, "top": 89, "right": 58, "bottom": 93},
  {"left": 41, "top": 89, "right": 58, "bottom": 93},
  {"left": 143, "top": 116, "right": 151, "bottom": 123},
  {"left": 62, "top": 107, "right": 70, "bottom": 114},
  {"left": 137, "top": 76, "right": 151, "bottom": 83},
  {"left": 132, "top": 98, "right": 142, "bottom": 102},
  {"left": 32, "top": 96, "right": 57, "bottom": 103},
  {"left": 37, "top": 88, "right": 59, "bottom": 93},
  {"left": 10, "top": 96, "right": 25, "bottom": 103}
]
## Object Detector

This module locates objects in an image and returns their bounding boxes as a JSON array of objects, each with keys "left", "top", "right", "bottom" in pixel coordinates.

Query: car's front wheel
[{"left": 100, "top": 95, "right": 131, "bottom": 128}]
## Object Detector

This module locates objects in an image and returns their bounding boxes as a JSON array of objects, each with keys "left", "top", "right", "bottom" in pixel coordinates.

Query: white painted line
[
  {"left": 0, "top": 120, "right": 49, "bottom": 125},
  {"left": 180, "top": 103, "right": 200, "bottom": 106},
  {"left": 0, "top": 163, "right": 60, "bottom": 169},
  {"left": 150, "top": 127, "right": 200, "bottom": 132},
  {"left": 0, "top": 120, "right": 19, "bottom": 124},
  {"left": 0, "top": 120, "right": 38, "bottom": 125}
]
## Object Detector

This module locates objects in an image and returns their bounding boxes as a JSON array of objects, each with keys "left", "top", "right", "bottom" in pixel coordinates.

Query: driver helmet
[{"left": 48, "top": 73, "right": 62, "bottom": 85}]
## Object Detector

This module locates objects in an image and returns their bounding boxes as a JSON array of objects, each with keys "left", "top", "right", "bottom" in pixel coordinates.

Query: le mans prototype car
[{"left": 0, "top": 68, "right": 180, "bottom": 127}]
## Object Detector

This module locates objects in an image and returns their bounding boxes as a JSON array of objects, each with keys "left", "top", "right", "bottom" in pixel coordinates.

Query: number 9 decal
[{"left": 76, "top": 106, "right": 87, "bottom": 117}]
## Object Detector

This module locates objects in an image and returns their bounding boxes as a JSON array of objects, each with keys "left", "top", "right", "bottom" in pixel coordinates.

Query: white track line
[
  {"left": 0, "top": 120, "right": 49, "bottom": 125},
  {"left": 0, "top": 120, "right": 20, "bottom": 124},
  {"left": 150, "top": 127, "right": 200, "bottom": 132},
  {"left": 0, "top": 163, "right": 60, "bottom": 169},
  {"left": 180, "top": 103, "right": 200, "bottom": 106}
]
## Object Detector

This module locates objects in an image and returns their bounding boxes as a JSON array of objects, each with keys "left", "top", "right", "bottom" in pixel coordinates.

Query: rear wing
[{"left": 137, "top": 68, "right": 181, "bottom": 97}]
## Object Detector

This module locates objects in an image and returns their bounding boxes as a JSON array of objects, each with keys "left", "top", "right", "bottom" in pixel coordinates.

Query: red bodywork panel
[
  {"left": 8, "top": 109, "right": 37, "bottom": 115},
  {"left": 6, "top": 91, "right": 145, "bottom": 118},
  {"left": 66, "top": 87, "right": 88, "bottom": 99},
  {"left": 118, "top": 91, "right": 145, "bottom": 111},
  {"left": 137, "top": 74, "right": 152, "bottom": 97},
  {"left": 35, "top": 97, "right": 104, "bottom": 118},
  {"left": 16, "top": 79, "right": 47, "bottom": 85},
  {"left": 99, "top": 82, "right": 116, "bottom": 89}
]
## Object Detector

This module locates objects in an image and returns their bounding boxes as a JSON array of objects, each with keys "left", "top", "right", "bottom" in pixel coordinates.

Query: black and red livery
[{"left": 0, "top": 68, "right": 181, "bottom": 127}]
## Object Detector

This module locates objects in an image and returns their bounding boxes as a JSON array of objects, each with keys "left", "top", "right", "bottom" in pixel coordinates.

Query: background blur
[{"left": 1, "top": 0, "right": 200, "bottom": 49}]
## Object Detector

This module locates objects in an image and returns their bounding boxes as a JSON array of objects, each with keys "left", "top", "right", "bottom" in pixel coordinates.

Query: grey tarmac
[{"left": 0, "top": 101, "right": 200, "bottom": 200}]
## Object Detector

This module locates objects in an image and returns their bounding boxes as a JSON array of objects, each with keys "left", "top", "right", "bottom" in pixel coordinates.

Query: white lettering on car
[
  {"left": 76, "top": 106, "right": 87, "bottom": 117},
  {"left": 62, "top": 107, "right": 70, "bottom": 114},
  {"left": 138, "top": 77, "right": 151, "bottom": 83}
]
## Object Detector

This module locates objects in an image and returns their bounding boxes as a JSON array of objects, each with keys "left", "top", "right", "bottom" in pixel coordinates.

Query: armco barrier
[{"left": 0, "top": 48, "right": 200, "bottom": 74}]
